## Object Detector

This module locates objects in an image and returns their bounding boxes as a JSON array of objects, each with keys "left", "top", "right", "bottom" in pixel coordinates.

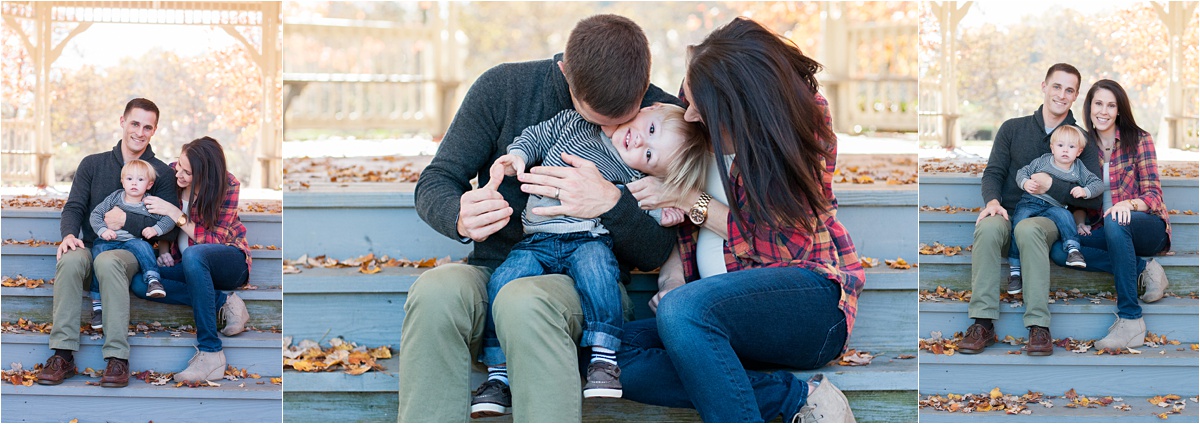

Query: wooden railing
[
  {"left": 837, "top": 22, "right": 918, "bottom": 133},
  {"left": 1, "top": 119, "right": 37, "bottom": 184}
]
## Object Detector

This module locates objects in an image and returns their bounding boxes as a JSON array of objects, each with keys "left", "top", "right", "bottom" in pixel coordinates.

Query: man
[
  {"left": 400, "top": 15, "right": 679, "bottom": 422},
  {"left": 35, "top": 98, "right": 179, "bottom": 387},
  {"left": 958, "top": 64, "right": 1101, "bottom": 356}
]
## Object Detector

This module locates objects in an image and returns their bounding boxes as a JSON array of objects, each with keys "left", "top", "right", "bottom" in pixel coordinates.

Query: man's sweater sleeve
[
  {"left": 415, "top": 66, "right": 507, "bottom": 241},
  {"left": 981, "top": 122, "right": 1013, "bottom": 205},
  {"left": 89, "top": 190, "right": 120, "bottom": 235},
  {"left": 600, "top": 188, "right": 674, "bottom": 271},
  {"left": 61, "top": 157, "right": 94, "bottom": 239}
]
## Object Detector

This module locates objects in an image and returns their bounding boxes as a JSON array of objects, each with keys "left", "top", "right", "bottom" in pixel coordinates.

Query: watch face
[{"left": 689, "top": 209, "right": 705, "bottom": 225}]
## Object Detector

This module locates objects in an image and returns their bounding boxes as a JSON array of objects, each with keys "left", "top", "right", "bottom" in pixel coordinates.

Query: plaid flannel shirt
[
  {"left": 169, "top": 163, "right": 253, "bottom": 278},
  {"left": 1088, "top": 131, "right": 1172, "bottom": 253},
  {"left": 675, "top": 93, "right": 866, "bottom": 351}
]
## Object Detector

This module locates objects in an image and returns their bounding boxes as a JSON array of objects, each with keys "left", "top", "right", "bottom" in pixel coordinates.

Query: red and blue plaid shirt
[
  {"left": 675, "top": 93, "right": 866, "bottom": 350},
  {"left": 169, "top": 163, "right": 253, "bottom": 279},
  {"left": 1088, "top": 131, "right": 1172, "bottom": 253}
]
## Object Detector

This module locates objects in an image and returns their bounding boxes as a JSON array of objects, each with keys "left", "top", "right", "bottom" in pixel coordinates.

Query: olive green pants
[
  {"left": 969, "top": 215, "right": 1058, "bottom": 328},
  {"left": 48, "top": 248, "right": 136, "bottom": 360},
  {"left": 396, "top": 263, "right": 632, "bottom": 422}
]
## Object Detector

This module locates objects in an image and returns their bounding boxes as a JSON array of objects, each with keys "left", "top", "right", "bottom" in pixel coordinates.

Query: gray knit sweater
[
  {"left": 415, "top": 53, "right": 681, "bottom": 270},
  {"left": 981, "top": 108, "right": 1102, "bottom": 213},
  {"left": 1015, "top": 153, "right": 1106, "bottom": 208},
  {"left": 90, "top": 189, "right": 176, "bottom": 241},
  {"left": 509, "top": 109, "right": 663, "bottom": 235},
  {"left": 61, "top": 141, "right": 180, "bottom": 245}
]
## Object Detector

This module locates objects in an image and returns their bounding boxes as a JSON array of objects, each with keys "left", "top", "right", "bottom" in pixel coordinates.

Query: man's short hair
[
  {"left": 123, "top": 98, "right": 160, "bottom": 122},
  {"left": 121, "top": 159, "right": 157, "bottom": 183},
  {"left": 1044, "top": 63, "right": 1081, "bottom": 89},
  {"left": 561, "top": 14, "right": 651, "bottom": 119}
]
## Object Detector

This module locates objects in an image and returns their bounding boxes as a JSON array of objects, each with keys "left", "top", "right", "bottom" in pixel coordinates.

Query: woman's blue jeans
[
  {"left": 129, "top": 244, "right": 249, "bottom": 352},
  {"left": 617, "top": 267, "right": 847, "bottom": 422},
  {"left": 1049, "top": 211, "right": 1168, "bottom": 319}
]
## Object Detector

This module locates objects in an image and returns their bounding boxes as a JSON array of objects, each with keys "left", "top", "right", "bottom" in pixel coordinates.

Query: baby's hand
[
  {"left": 659, "top": 207, "right": 686, "bottom": 227},
  {"left": 141, "top": 227, "right": 158, "bottom": 239},
  {"left": 101, "top": 229, "right": 117, "bottom": 240},
  {"left": 1070, "top": 186, "right": 1087, "bottom": 198},
  {"left": 491, "top": 154, "right": 526, "bottom": 178},
  {"left": 1076, "top": 222, "right": 1092, "bottom": 236}
]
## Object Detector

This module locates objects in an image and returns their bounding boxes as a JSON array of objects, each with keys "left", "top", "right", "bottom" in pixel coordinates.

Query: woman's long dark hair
[
  {"left": 180, "top": 136, "right": 228, "bottom": 231},
  {"left": 1083, "top": 79, "right": 1144, "bottom": 159},
  {"left": 687, "top": 17, "right": 835, "bottom": 233}
]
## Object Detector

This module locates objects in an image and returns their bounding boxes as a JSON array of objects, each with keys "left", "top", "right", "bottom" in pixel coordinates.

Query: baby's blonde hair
[
  {"left": 1051, "top": 125, "right": 1088, "bottom": 153},
  {"left": 121, "top": 159, "right": 157, "bottom": 183},
  {"left": 656, "top": 103, "right": 709, "bottom": 195}
]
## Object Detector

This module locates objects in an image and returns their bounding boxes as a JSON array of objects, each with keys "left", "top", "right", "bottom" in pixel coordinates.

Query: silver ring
[{"left": 554, "top": 188, "right": 561, "bottom": 199}]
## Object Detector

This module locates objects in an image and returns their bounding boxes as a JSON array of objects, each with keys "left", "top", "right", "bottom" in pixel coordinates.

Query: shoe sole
[
  {"left": 1065, "top": 261, "right": 1086, "bottom": 268},
  {"left": 1026, "top": 349, "right": 1053, "bottom": 356},
  {"left": 470, "top": 403, "right": 510, "bottom": 418},
  {"left": 35, "top": 372, "right": 74, "bottom": 386},
  {"left": 100, "top": 380, "right": 129, "bottom": 388},
  {"left": 1006, "top": 288, "right": 1022, "bottom": 295},
  {"left": 583, "top": 388, "right": 623, "bottom": 398},
  {"left": 957, "top": 340, "right": 995, "bottom": 355},
  {"left": 221, "top": 326, "right": 246, "bottom": 337},
  {"left": 147, "top": 290, "right": 166, "bottom": 298},
  {"left": 91, "top": 324, "right": 103, "bottom": 329}
]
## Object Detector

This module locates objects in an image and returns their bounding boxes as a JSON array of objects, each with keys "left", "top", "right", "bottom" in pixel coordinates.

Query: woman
[
  {"left": 137, "top": 136, "right": 253, "bottom": 381},
  {"left": 1049, "top": 79, "right": 1170, "bottom": 351},
  {"left": 620, "top": 17, "right": 864, "bottom": 422}
]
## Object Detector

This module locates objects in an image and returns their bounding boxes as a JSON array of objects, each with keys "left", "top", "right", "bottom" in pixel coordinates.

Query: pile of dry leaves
[
  {"left": 919, "top": 160, "right": 988, "bottom": 175},
  {"left": 283, "top": 253, "right": 453, "bottom": 274},
  {"left": 919, "top": 205, "right": 982, "bottom": 214},
  {"left": 918, "top": 286, "right": 972, "bottom": 303},
  {"left": 919, "top": 388, "right": 1045, "bottom": 414},
  {"left": 283, "top": 337, "right": 392, "bottom": 375},
  {"left": 918, "top": 331, "right": 962, "bottom": 356},
  {"left": 860, "top": 257, "right": 913, "bottom": 270},
  {"left": 919, "top": 242, "right": 971, "bottom": 256},
  {"left": 2, "top": 196, "right": 281, "bottom": 214},
  {"left": 3, "top": 238, "right": 58, "bottom": 247},
  {"left": 1, "top": 275, "right": 52, "bottom": 289}
]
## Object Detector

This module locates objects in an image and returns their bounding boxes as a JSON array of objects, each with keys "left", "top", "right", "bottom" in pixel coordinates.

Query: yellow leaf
[
  {"left": 990, "top": 387, "right": 1003, "bottom": 399},
  {"left": 69, "top": 420, "right": 78, "bottom": 423},
  {"left": 369, "top": 346, "right": 392, "bottom": 359},
  {"left": 270, "top": 377, "right": 283, "bottom": 385}
]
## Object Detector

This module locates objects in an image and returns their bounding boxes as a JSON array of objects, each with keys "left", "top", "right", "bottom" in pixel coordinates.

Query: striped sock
[
  {"left": 1009, "top": 265, "right": 1021, "bottom": 276},
  {"left": 487, "top": 366, "right": 508, "bottom": 386},
  {"left": 92, "top": 299, "right": 102, "bottom": 311},
  {"left": 590, "top": 347, "right": 617, "bottom": 365}
]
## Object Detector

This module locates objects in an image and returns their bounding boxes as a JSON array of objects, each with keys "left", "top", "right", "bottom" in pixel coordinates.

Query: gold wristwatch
[
  {"left": 175, "top": 214, "right": 189, "bottom": 227},
  {"left": 688, "top": 192, "right": 713, "bottom": 225}
]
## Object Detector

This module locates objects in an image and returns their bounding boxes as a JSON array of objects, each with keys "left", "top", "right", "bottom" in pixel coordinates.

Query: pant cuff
[
  {"left": 582, "top": 326, "right": 623, "bottom": 352},
  {"left": 480, "top": 345, "right": 506, "bottom": 366}
]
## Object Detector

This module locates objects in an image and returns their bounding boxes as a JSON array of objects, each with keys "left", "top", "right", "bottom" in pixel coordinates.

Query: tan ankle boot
[
  {"left": 1139, "top": 259, "right": 1168, "bottom": 303},
  {"left": 220, "top": 292, "right": 250, "bottom": 336},
  {"left": 174, "top": 349, "right": 227, "bottom": 382},
  {"left": 793, "top": 374, "right": 856, "bottom": 423},
  {"left": 1094, "top": 316, "right": 1146, "bottom": 350}
]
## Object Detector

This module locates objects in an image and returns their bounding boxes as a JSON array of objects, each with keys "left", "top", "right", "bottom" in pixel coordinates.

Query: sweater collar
[
  {"left": 1032, "top": 105, "right": 1076, "bottom": 132},
  {"left": 111, "top": 139, "right": 157, "bottom": 164}
]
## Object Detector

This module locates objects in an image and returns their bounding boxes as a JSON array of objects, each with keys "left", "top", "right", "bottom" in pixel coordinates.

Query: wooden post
[
  {"left": 260, "top": 1, "right": 282, "bottom": 189},
  {"left": 1152, "top": 1, "right": 1198, "bottom": 150},
  {"left": 932, "top": 1, "right": 972, "bottom": 150},
  {"left": 819, "top": 2, "right": 850, "bottom": 134}
]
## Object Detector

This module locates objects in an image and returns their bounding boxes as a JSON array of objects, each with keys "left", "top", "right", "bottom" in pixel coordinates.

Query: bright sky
[
  {"left": 54, "top": 24, "right": 237, "bottom": 70},
  {"left": 960, "top": 0, "right": 1135, "bottom": 28}
]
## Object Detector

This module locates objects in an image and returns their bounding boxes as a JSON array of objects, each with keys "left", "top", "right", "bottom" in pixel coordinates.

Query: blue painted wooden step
[
  {"left": 2, "top": 376, "right": 282, "bottom": 423},
  {"left": 918, "top": 211, "right": 1199, "bottom": 254},
  {"left": 1, "top": 331, "right": 282, "bottom": 377},
  {"left": 918, "top": 298, "right": 1199, "bottom": 343},
  {"left": 0, "top": 245, "right": 283, "bottom": 285},
  {"left": 1, "top": 286, "right": 283, "bottom": 329},
  {"left": 917, "top": 252, "right": 1199, "bottom": 293},
  {"left": 919, "top": 348, "right": 1198, "bottom": 396},
  {"left": 918, "top": 174, "right": 1199, "bottom": 212},
  {"left": 0, "top": 208, "right": 282, "bottom": 247},
  {"left": 918, "top": 395, "right": 1198, "bottom": 423}
]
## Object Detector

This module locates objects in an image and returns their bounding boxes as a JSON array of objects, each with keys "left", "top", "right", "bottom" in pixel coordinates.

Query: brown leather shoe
[
  {"left": 99, "top": 358, "right": 130, "bottom": 388},
  {"left": 35, "top": 354, "right": 77, "bottom": 385},
  {"left": 957, "top": 323, "right": 997, "bottom": 354},
  {"left": 1026, "top": 326, "right": 1053, "bottom": 356}
]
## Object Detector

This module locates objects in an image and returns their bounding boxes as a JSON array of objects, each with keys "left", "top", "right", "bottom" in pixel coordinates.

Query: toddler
[
  {"left": 1007, "top": 125, "right": 1105, "bottom": 294},
  {"left": 470, "top": 103, "right": 707, "bottom": 417}
]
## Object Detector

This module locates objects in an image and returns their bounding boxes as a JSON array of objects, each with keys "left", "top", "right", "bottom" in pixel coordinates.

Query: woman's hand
[
  {"left": 144, "top": 196, "right": 183, "bottom": 221},
  {"left": 629, "top": 176, "right": 686, "bottom": 210},
  {"left": 649, "top": 278, "right": 685, "bottom": 314},
  {"left": 157, "top": 251, "right": 175, "bottom": 267},
  {"left": 519, "top": 153, "right": 620, "bottom": 219},
  {"left": 1076, "top": 222, "right": 1092, "bottom": 236},
  {"left": 1104, "top": 201, "right": 1133, "bottom": 225},
  {"left": 649, "top": 248, "right": 686, "bottom": 314}
]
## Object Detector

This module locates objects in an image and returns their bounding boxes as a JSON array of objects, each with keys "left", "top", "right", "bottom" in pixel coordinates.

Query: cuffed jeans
[
  {"left": 1010, "top": 195, "right": 1080, "bottom": 266},
  {"left": 971, "top": 215, "right": 1057, "bottom": 328},
  {"left": 1049, "top": 211, "right": 1169, "bottom": 319},
  {"left": 90, "top": 238, "right": 161, "bottom": 300},
  {"left": 482, "top": 232, "right": 623, "bottom": 365},
  {"left": 129, "top": 244, "right": 248, "bottom": 352},
  {"left": 618, "top": 267, "right": 847, "bottom": 422},
  {"left": 49, "top": 248, "right": 134, "bottom": 360},
  {"left": 397, "top": 263, "right": 633, "bottom": 423}
]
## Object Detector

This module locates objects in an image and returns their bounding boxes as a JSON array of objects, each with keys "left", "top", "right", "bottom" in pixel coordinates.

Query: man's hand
[
  {"left": 976, "top": 199, "right": 1009, "bottom": 224},
  {"left": 1070, "top": 186, "right": 1087, "bottom": 199},
  {"left": 1028, "top": 173, "right": 1053, "bottom": 195},
  {"left": 659, "top": 207, "right": 686, "bottom": 227},
  {"left": 1022, "top": 180, "right": 1039, "bottom": 194},
  {"left": 104, "top": 207, "right": 127, "bottom": 231},
  {"left": 141, "top": 227, "right": 158, "bottom": 239},
  {"left": 57, "top": 234, "right": 85, "bottom": 260},
  {"left": 100, "top": 229, "right": 117, "bottom": 241},
  {"left": 456, "top": 164, "right": 512, "bottom": 242},
  {"left": 520, "top": 153, "right": 620, "bottom": 219},
  {"left": 491, "top": 154, "right": 526, "bottom": 178}
]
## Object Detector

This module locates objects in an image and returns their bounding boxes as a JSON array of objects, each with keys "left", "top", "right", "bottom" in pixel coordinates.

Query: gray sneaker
[
  {"left": 146, "top": 276, "right": 166, "bottom": 298},
  {"left": 1065, "top": 249, "right": 1086, "bottom": 268},
  {"left": 1006, "top": 273, "right": 1023, "bottom": 295},
  {"left": 90, "top": 308, "right": 103, "bottom": 330},
  {"left": 470, "top": 379, "right": 512, "bottom": 418},
  {"left": 583, "top": 361, "right": 623, "bottom": 398}
]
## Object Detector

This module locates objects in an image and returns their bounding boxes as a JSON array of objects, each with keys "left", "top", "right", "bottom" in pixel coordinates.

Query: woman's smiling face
[
  {"left": 1090, "top": 88, "right": 1119, "bottom": 135},
  {"left": 176, "top": 152, "right": 193, "bottom": 189}
]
